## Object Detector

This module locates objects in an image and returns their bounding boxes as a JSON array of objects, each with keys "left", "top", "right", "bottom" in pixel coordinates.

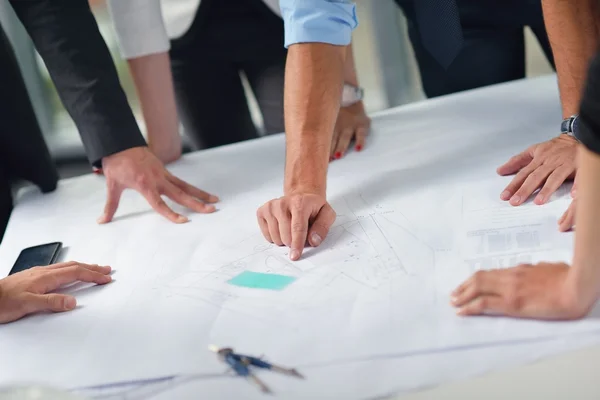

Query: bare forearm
[
  {"left": 343, "top": 43, "right": 359, "bottom": 87},
  {"left": 542, "top": 0, "right": 600, "bottom": 117},
  {"left": 570, "top": 147, "right": 600, "bottom": 308},
  {"left": 284, "top": 43, "right": 346, "bottom": 196},
  {"left": 127, "top": 53, "right": 180, "bottom": 154}
]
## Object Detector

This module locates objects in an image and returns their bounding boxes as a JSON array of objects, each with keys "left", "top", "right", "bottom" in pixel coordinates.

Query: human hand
[
  {"left": 451, "top": 263, "right": 588, "bottom": 320},
  {"left": 498, "top": 136, "right": 578, "bottom": 206},
  {"left": 558, "top": 199, "right": 577, "bottom": 232},
  {"left": 257, "top": 194, "right": 336, "bottom": 261},
  {"left": 0, "top": 262, "right": 112, "bottom": 324},
  {"left": 331, "top": 101, "right": 370, "bottom": 160},
  {"left": 98, "top": 147, "right": 219, "bottom": 224}
]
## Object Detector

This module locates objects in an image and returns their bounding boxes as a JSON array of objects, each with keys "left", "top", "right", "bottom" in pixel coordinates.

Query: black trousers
[
  {"left": 169, "top": 0, "right": 286, "bottom": 149},
  {"left": 395, "top": 0, "right": 555, "bottom": 98}
]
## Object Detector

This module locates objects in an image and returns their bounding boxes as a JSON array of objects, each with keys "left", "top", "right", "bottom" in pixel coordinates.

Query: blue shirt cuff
[{"left": 280, "top": 0, "right": 358, "bottom": 47}]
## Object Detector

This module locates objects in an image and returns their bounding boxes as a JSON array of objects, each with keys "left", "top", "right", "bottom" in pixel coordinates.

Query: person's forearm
[
  {"left": 127, "top": 53, "right": 181, "bottom": 159},
  {"left": 284, "top": 43, "right": 346, "bottom": 196},
  {"left": 569, "top": 147, "right": 600, "bottom": 308},
  {"left": 542, "top": 0, "right": 600, "bottom": 118},
  {"left": 343, "top": 43, "right": 359, "bottom": 87}
]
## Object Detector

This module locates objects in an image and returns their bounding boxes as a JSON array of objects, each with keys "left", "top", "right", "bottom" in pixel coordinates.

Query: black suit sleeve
[
  {"left": 9, "top": 0, "right": 146, "bottom": 166},
  {"left": 579, "top": 51, "right": 600, "bottom": 156}
]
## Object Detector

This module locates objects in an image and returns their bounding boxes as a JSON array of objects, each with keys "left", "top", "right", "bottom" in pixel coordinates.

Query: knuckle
[
  {"left": 172, "top": 187, "right": 186, "bottom": 199},
  {"left": 507, "top": 293, "right": 522, "bottom": 312},
  {"left": 528, "top": 171, "right": 541, "bottom": 181},
  {"left": 472, "top": 270, "right": 485, "bottom": 288},
  {"left": 504, "top": 286, "right": 521, "bottom": 310},
  {"left": 329, "top": 209, "right": 337, "bottom": 222},
  {"left": 278, "top": 199, "right": 290, "bottom": 215},
  {"left": 73, "top": 265, "right": 85, "bottom": 275},
  {"left": 45, "top": 295, "right": 56, "bottom": 308},
  {"left": 478, "top": 298, "right": 488, "bottom": 310},
  {"left": 291, "top": 222, "right": 306, "bottom": 233},
  {"left": 512, "top": 266, "right": 527, "bottom": 278},
  {"left": 154, "top": 197, "right": 167, "bottom": 208},
  {"left": 291, "top": 196, "right": 305, "bottom": 211},
  {"left": 133, "top": 173, "right": 150, "bottom": 188}
]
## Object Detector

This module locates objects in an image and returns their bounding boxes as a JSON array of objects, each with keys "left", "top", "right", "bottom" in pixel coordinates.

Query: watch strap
[
  {"left": 561, "top": 115, "right": 579, "bottom": 140},
  {"left": 341, "top": 83, "right": 364, "bottom": 107}
]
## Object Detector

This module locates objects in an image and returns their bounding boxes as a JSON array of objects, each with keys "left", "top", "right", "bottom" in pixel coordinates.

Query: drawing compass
[{"left": 209, "top": 345, "right": 304, "bottom": 394}]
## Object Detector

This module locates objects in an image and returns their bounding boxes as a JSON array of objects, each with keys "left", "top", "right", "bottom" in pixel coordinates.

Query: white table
[
  {"left": 2, "top": 75, "right": 600, "bottom": 399},
  {"left": 396, "top": 343, "right": 600, "bottom": 400}
]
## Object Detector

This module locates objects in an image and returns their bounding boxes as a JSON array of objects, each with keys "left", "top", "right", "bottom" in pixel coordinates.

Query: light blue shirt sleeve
[{"left": 280, "top": 0, "right": 358, "bottom": 47}]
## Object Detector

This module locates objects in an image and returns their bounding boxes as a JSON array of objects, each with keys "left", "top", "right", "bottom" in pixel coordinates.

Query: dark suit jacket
[
  {"left": 0, "top": 24, "right": 57, "bottom": 242},
  {"left": 9, "top": 0, "right": 147, "bottom": 167},
  {"left": 1, "top": 0, "right": 147, "bottom": 242}
]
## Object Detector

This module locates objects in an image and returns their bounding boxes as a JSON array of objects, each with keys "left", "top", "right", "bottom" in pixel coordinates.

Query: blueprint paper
[
  {"left": 460, "top": 178, "right": 573, "bottom": 272},
  {"left": 2, "top": 76, "right": 600, "bottom": 399}
]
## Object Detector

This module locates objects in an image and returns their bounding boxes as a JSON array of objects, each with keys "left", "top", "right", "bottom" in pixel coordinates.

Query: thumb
[
  {"left": 23, "top": 293, "right": 77, "bottom": 314},
  {"left": 308, "top": 204, "right": 336, "bottom": 247},
  {"left": 98, "top": 182, "right": 123, "bottom": 224}
]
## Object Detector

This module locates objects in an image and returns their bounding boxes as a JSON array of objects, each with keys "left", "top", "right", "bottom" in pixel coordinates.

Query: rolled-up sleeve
[
  {"left": 106, "top": 0, "right": 170, "bottom": 59},
  {"left": 578, "top": 52, "right": 600, "bottom": 155},
  {"left": 280, "top": 0, "right": 358, "bottom": 47}
]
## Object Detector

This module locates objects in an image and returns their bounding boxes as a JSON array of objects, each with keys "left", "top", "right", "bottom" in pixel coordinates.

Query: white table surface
[
  {"left": 395, "top": 343, "right": 600, "bottom": 400},
  {"left": 2, "top": 74, "right": 600, "bottom": 399}
]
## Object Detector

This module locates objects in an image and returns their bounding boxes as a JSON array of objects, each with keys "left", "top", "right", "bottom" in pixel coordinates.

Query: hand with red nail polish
[
  {"left": 98, "top": 147, "right": 219, "bottom": 224},
  {"left": 330, "top": 101, "right": 370, "bottom": 162},
  {"left": 497, "top": 135, "right": 578, "bottom": 206},
  {"left": 257, "top": 193, "right": 336, "bottom": 261}
]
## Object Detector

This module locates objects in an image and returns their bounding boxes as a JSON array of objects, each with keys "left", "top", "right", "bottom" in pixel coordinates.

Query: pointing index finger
[{"left": 289, "top": 207, "right": 310, "bottom": 261}]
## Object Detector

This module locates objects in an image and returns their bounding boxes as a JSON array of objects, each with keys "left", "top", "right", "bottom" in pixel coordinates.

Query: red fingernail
[
  {"left": 335, "top": 152, "right": 342, "bottom": 159},
  {"left": 355, "top": 145, "right": 363, "bottom": 152}
]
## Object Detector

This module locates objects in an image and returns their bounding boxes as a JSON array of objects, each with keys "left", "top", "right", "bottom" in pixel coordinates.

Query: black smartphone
[{"left": 9, "top": 242, "right": 63, "bottom": 275}]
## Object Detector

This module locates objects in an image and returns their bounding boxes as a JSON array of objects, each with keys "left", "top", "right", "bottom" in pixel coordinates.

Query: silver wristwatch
[
  {"left": 561, "top": 115, "right": 579, "bottom": 140},
  {"left": 341, "top": 83, "right": 364, "bottom": 107}
]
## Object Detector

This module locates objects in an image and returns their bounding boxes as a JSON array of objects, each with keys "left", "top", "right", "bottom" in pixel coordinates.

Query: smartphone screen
[{"left": 9, "top": 242, "right": 63, "bottom": 275}]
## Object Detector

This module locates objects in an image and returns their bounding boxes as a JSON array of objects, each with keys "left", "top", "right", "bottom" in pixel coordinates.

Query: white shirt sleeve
[{"left": 106, "top": 0, "right": 170, "bottom": 59}]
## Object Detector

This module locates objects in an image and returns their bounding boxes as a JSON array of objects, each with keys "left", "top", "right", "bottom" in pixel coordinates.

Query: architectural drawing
[{"left": 149, "top": 193, "right": 437, "bottom": 327}]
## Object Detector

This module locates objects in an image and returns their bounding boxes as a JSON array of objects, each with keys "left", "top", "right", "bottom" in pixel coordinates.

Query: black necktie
[{"left": 414, "top": 0, "right": 464, "bottom": 69}]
